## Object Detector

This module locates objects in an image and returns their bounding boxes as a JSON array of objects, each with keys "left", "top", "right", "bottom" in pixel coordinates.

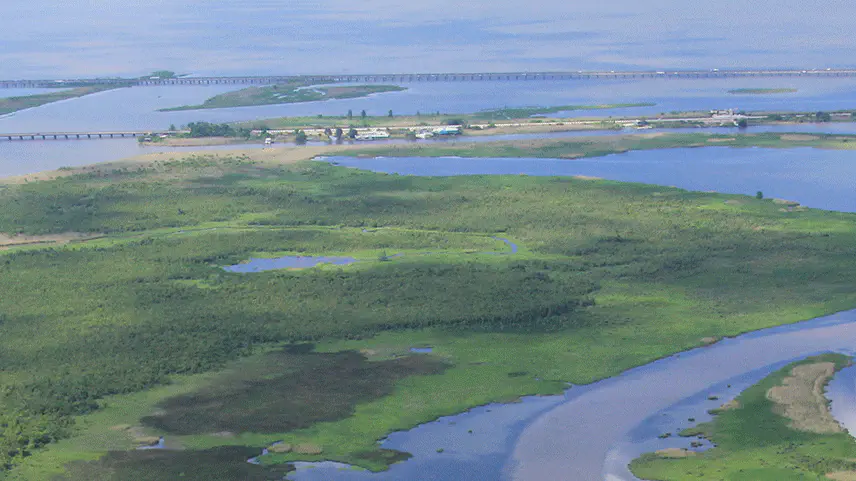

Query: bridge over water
[
  {"left": 3, "top": 69, "right": 856, "bottom": 88},
  {"left": 0, "top": 131, "right": 178, "bottom": 141}
]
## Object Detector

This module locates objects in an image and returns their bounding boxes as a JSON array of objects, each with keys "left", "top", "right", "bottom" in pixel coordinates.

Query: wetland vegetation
[
  {"left": 2, "top": 140, "right": 856, "bottom": 478},
  {"left": 160, "top": 81, "right": 406, "bottom": 111},
  {"left": 631, "top": 354, "right": 856, "bottom": 480}
]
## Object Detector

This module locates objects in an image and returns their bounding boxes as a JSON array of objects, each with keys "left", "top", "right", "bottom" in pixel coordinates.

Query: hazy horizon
[{"left": 3, "top": 0, "right": 856, "bottom": 79}]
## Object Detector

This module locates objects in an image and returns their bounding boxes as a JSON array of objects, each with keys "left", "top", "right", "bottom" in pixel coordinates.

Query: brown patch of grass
[
  {"left": 269, "top": 443, "right": 292, "bottom": 453},
  {"left": 827, "top": 472, "right": 856, "bottom": 481},
  {"left": 766, "top": 362, "right": 843, "bottom": 434},
  {"left": 0, "top": 232, "right": 101, "bottom": 249},
  {"left": 655, "top": 448, "right": 698, "bottom": 458},
  {"left": 781, "top": 134, "right": 820, "bottom": 141},
  {"left": 293, "top": 444, "right": 323, "bottom": 455}
]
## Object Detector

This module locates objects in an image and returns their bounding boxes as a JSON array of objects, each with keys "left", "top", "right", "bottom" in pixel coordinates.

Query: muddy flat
[{"left": 767, "top": 362, "right": 843, "bottom": 434}]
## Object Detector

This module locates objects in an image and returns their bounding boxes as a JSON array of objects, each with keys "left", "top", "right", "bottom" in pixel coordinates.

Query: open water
[
  {"left": 323, "top": 146, "right": 856, "bottom": 212},
  {"left": 4, "top": 1, "right": 856, "bottom": 78}
]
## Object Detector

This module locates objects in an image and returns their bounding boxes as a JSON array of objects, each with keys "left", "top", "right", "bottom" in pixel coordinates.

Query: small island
[
  {"left": 159, "top": 83, "right": 407, "bottom": 111},
  {"left": 630, "top": 354, "right": 856, "bottom": 480},
  {"left": 728, "top": 88, "right": 798, "bottom": 95}
]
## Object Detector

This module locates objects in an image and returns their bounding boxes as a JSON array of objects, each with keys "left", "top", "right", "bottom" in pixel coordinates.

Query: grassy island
[
  {"left": 0, "top": 85, "right": 126, "bottom": 116},
  {"left": 160, "top": 83, "right": 407, "bottom": 111},
  {"left": 2, "top": 137, "right": 856, "bottom": 479},
  {"left": 630, "top": 354, "right": 856, "bottom": 480},
  {"left": 729, "top": 88, "right": 799, "bottom": 95}
]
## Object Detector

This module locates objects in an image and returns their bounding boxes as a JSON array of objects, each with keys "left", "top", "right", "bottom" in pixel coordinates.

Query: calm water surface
[
  {"left": 4, "top": 1, "right": 856, "bottom": 78},
  {"left": 324, "top": 147, "right": 856, "bottom": 212},
  {"left": 224, "top": 256, "right": 357, "bottom": 273}
]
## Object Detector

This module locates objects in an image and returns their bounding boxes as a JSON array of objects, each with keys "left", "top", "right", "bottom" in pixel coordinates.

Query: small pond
[{"left": 224, "top": 256, "right": 357, "bottom": 273}]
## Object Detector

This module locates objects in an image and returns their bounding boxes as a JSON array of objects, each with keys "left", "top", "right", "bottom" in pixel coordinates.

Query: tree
[
  {"left": 361, "top": 110, "right": 367, "bottom": 119},
  {"left": 348, "top": 128, "right": 358, "bottom": 139},
  {"left": 187, "top": 122, "right": 235, "bottom": 138},
  {"left": 756, "top": 191, "right": 764, "bottom": 200},
  {"left": 388, "top": 110, "right": 393, "bottom": 118},
  {"left": 736, "top": 118, "right": 748, "bottom": 129},
  {"left": 168, "top": 124, "right": 177, "bottom": 131},
  {"left": 816, "top": 111, "right": 831, "bottom": 122},
  {"left": 347, "top": 109, "right": 353, "bottom": 119},
  {"left": 335, "top": 127, "right": 344, "bottom": 138},
  {"left": 295, "top": 130, "right": 307, "bottom": 144}
]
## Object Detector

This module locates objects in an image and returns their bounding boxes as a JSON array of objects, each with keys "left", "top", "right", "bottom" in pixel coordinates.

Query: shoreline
[{"left": 10, "top": 130, "right": 856, "bottom": 184}]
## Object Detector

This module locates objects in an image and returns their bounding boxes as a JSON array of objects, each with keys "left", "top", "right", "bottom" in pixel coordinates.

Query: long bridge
[
  {"left": 3, "top": 69, "right": 856, "bottom": 88},
  {"left": 0, "top": 131, "right": 174, "bottom": 141}
]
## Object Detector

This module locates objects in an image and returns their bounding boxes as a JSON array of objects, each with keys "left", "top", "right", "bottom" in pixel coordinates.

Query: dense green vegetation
[
  {"left": 184, "top": 121, "right": 253, "bottom": 138},
  {"left": 0, "top": 85, "right": 126, "bottom": 115},
  {"left": 728, "top": 88, "right": 799, "bottom": 94},
  {"left": 630, "top": 354, "right": 856, "bottom": 480},
  {"left": 160, "top": 82, "right": 405, "bottom": 111},
  {"left": 2, "top": 146, "right": 856, "bottom": 478}
]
